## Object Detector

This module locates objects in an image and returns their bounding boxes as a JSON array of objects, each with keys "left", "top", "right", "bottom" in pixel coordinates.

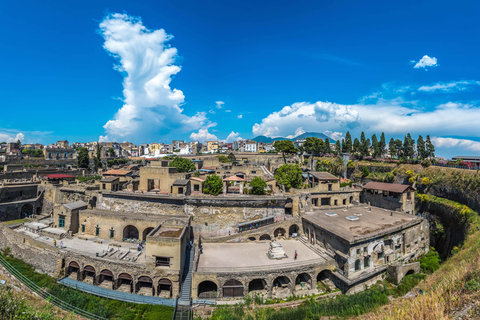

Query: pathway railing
[{"left": 0, "top": 254, "right": 106, "bottom": 320}]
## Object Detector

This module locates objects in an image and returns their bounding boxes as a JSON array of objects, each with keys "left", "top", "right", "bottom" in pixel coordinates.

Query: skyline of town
[{"left": 1, "top": 1, "right": 480, "bottom": 159}]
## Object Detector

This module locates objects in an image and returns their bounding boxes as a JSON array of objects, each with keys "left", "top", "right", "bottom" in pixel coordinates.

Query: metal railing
[{"left": 0, "top": 254, "right": 106, "bottom": 320}]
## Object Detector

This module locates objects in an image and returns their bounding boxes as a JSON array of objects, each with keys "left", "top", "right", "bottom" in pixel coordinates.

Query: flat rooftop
[
  {"left": 197, "top": 240, "right": 332, "bottom": 273},
  {"left": 303, "top": 206, "right": 422, "bottom": 243},
  {"left": 151, "top": 226, "right": 183, "bottom": 238},
  {"left": 15, "top": 227, "right": 147, "bottom": 265}
]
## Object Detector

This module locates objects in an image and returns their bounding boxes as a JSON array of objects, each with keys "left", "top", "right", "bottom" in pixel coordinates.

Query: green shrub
[
  {"left": 362, "top": 166, "right": 370, "bottom": 177},
  {"left": 420, "top": 247, "right": 441, "bottom": 273}
]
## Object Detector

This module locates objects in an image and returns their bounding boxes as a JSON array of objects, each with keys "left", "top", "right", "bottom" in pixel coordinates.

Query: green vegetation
[
  {"left": 21, "top": 149, "right": 44, "bottom": 157},
  {"left": 273, "top": 140, "right": 296, "bottom": 164},
  {"left": 362, "top": 166, "right": 370, "bottom": 177},
  {"left": 387, "top": 273, "right": 426, "bottom": 297},
  {"left": 107, "top": 158, "right": 128, "bottom": 167},
  {"left": 203, "top": 174, "right": 223, "bottom": 195},
  {"left": 274, "top": 164, "right": 302, "bottom": 191},
  {"left": 0, "top": 165, "right": 3, "bottom": 172},
  {"left": 77, "top": 147, "right": 89, "bottom": 169},
  {"left": 77, "top": 175, "right": 102, "bottom": 182},
  {"left": 340, "top": 180, "right": 353, "bottom": 188},
  {"left": 216, "top": 155, "right": 231, "bottom": 163},
  {"left": 419, "top": 248, "right": 441, "bottom": 273},
  {"left": 249, "top": 176, "right": 267, "bottom": 195},
  {"left": 1, "top": 252, "right": 173, "bottom": 320},
  {"left": 94, "top": 145, "right": 103, "bottom": 172},
  {"left": 168, "top": 156, "right": 195, "bottom": 172}
]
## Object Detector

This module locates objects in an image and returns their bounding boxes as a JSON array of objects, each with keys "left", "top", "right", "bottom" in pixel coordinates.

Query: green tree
[
  {"left": 353, "top": 138, "right": 360, "bottom": 154},
  {"left": 249, "top": 176, "right": 267, "bottom": 195},
  {"left": 303, "top": 137, "right": 325, "bottom": 156},
  {"left": 426, "top": 135, "right": 435, "bottom": 158},
  {"left": 371, "top": 134, "right": 380, "bottom": 158},
  {"left": 107, "top": 147, "right": 115, "bottom": 157},
  {"left": 360, "top": 132, "right": 369, "bottom": 156},
  {"left": 388, "top": 138, "right": 396, "bottom": 158},
  {"left": 77, "top": 147, "right": 89, "bottom": 169},
  {"left": 203, "top": 174, "right": 223, "bottom": 195},
  {"left": 274, "top": 164, "right": 302, "bottom": 191},
  {"left": 228, "top": 153, "right": 236, "bottom": 162},
  {"left": 394, "top": 139, "right": 403, "bottom": 158},
  {"left": 379, "top": 132, "right": 386, "bottom": 158},
  {"left": 417, "top": 135, "right": 426, "bottom": 159},
  {"left": 335, "top": 140, "right": 342, "bottom": 155},
  {"left": 362, "top": 166, "right": 370, "bottom": 177},
  {"left": 324, "top": 138, "right": 331, "bottom": 154},
  {"left": 169, "top": 156, "right": 196, "bottom": 172},
  {"left": 403, "top": 133, "right": 415, "bottom": 159},
  {"left": 94, "top": 145, "right": 102, "bottom": 172},
  {"left": 344, "top": 131, "right": 352, "bottom": 153},
  {"left": 273, "top": 140, "right": 296, "bottom": 164}
]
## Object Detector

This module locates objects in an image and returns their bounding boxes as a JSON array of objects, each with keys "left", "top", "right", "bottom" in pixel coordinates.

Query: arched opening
[
  {"left": 123, "top": 225, "right": 139, "bottom": 240},
  {"left": 198, "top": 281, "right": 218, "bottom": 299},
  {"left": 223, "top": 279, "right": 244, "bottom": 298},
  {"left": 364, "top": 256, "right": 370, "bottom": 268},
  {"left": 405, "top": 269, "right": 415, "bottom": 276},
  {"left": 317, "top": 270, "right": 336, "bottom": 292},
  {"left": 285, "top": 198, "right": 293, "bottom": 215},
  {"left": 98, "top": 269, "right": 114, "bottom": 289},
  {"left": 349, "top": 196, "right": 353, "bottom": 204},
  {"left": 21, "top": 204, "right": 33, "bottom": 218},
  {"left": 289, "top": 224, "right": 299, "bottom": 237},
  {"left": 136, "top": 276, "right": 154, "bottom": 296},
  {"left": 234, "top": 172, "right": 246, "bottom": 179},
  {"left": 158, "top": 278, "right": 173, "bottom": 298},
  {"left": 142, "top": 227, "right": 155, "bottom": 241},
  {"left": 248, "top": 237, "right": 256, "bottom": 242},
  {"left": 66, "top": 261, "right": 80, "bottom": 280},
  {"left": 355, "top": 259, "right": 361, "bottom": 271},
  {"left": 272, "top": 276, "right": 291, "bottom": 296},
  {"left": 116, "top": 273, "right": 133, "bottom": 293},
  {"left": 295, "top": 273, "right": 312, "bottom": 290},
  {"left": 248, "top": 279, "right": 267, "bottom": 293},
  {"left": 274, "top": 228, "right": 286, "bottom": 238},
  {"left": 259, "top": 234, "right": 271, "bottom": 241},
  {"left": 83, "top": 265, "right": 96, "bottom": 284}
]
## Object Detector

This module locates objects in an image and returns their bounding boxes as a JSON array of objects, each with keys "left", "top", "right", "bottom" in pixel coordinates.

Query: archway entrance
[
  {"left": 272, "top": 276, "right": 290, "bottom": 296},
  {"left": 259, "top": 234, "right": 271, "bottom": 241},
  {"left": 295, "top": 273, "right": 312, "bottom": 290},
  {"left": 123, "top": 225, "right": 139, "bottom": 240},
  {"left": 136, "top": 276, "right": 154, "bottom": 296},
  {"left": 223, "top": 279, "right": 243, "bottom": 298},
  {"left": 248, "top": 279, "right": 267, "bottom": 293},
  {"left": 21, "top": 204, "right": 33, "bottom": 218},
  {"left": 317, "top": 270, "right": 336, "bottom": 292},
  {"left": 99, "top": 269, "right": 114, "bottom": 289},
  {"left": 83, "top": 265, "right": 96, "bottom": 284},
  {"left": 143, "top": 227, "right": 155, "bottom": 241},
  {"left": 248, "top": 237, "right": 256, "bottom": 242},
  {"left": 198, "top": 281, "right": 217, "bottom": 299},
  {"left": 116, "top": 273, "right": 133, "bottom": 293},
  {"left": 158, "top": 278, "right": 173, "bottom": 298},
  {"left": 289, "top": 224, "right": 299, "bottom": 237},
  {"left": 66, "top": 261, "right": 79, "bottom": 280},
  {"left": 274, "top": 228, "right": 286, "bottom": 238}
]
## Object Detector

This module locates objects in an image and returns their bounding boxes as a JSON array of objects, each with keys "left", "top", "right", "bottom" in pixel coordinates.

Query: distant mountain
[{"left": 251, "top": 132, "right": 335, "bottom": 143}]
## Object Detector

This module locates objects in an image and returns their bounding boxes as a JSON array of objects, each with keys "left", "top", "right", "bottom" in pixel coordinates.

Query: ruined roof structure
[{"left": 362, "top": 181, "right": 415, "bottom": 193}]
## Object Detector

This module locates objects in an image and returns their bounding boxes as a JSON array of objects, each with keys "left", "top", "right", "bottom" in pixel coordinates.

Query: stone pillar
[
  {"left": 240, "top": 182, "right": 244, "bottom": 195},
  {"left": 223, "top": 182, "right": 227, "bottom": 195}
]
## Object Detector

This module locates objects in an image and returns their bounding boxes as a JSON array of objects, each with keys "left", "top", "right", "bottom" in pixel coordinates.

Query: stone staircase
[
  {"left": 174, "top": 245, "right": 195, "bottom": 320},
  {"left": 297, "top": 235, "right": 334, "bottom": 260}
]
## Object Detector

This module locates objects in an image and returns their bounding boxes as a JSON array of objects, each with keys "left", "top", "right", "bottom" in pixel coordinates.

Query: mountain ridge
[{"left": 251, "top": 132, "right": 334, "bottom": 143}]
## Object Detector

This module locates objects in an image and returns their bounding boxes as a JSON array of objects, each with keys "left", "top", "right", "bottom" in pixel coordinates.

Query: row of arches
[
  {"left": 246, "top": 225, "right": 300, "bottom": 242},
  {"left": 197, "top": 270, "right": 333, "bottom": 299},
  {"left": 66, "top": 261, "right": 173, "bottom": 297},
  {"left": 122, "top": 225, "right": 155, "bottom": 241}
]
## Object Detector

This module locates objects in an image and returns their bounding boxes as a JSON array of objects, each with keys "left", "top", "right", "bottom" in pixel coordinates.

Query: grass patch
[{"left": 1, "top": 252, "right": 174, "bottom": 320}]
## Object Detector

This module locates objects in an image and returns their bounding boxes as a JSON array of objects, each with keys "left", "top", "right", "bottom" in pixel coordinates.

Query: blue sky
[{"left": 1, "top": 0, "right": 480, "bottom": 158}]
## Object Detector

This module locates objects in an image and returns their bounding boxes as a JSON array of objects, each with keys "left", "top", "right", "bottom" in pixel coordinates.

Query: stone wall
[{"left": 97, "top": 192, "right": 185, "bottom": 215}]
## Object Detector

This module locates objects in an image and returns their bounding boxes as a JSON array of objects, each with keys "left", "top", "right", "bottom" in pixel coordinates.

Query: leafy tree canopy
[
  {"left": 77, "top": 147, "right": 89, "bottom": 169},
  {"left": 249, "top": 176, "right": 267, "bottom": 195},
  {"left": 274, "top": 164, "right": 302, "bottom": 191},
  {"left": 169, "top": 156, "right": 195, "bottom": 172},
  {"left": 203, "top": 174, "right": 223, "bottom": 196},
  {"left": 273, "top": 140, "right": 296, "bottom": 164}
]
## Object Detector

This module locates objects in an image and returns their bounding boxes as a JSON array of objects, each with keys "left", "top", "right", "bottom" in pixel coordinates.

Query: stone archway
[
  {"left": 66, "top": 261, "right": 80, "bottom": 280},
  {"left": 248, "top": 279, "right": 267, "bottom": 294},
  {"left": 198, "top": 280, "right": 218, "bottom": 299},
  {"left": 116, "top": 273, "right": 133, "bottom": 293},
  {"left": 248, "top": 237, "right": 256, "bottom": 241},
  {"left": 223, "top": 279, "right": 244, "bottom": 298},
  {"left": 21, "top": 204, "right": 34, "bottom": 218},
  {"left": 274, "top": 228, "right": 286, "bottom": 238},
  {"left": 272, "top": 276, "right": 291, "bottom": 296},
  {"left": 123, "top": 225, "right": 139, "bottom": 240},
  {"left": 158, "top": 278, "right": 173, "bottom": 298},
  {"left": 317, "top": 270, "right": 336, "bottom": 292},
  {"left": 98, "top": 269, "right": 114, "bottom": 289},
  {"left": 295, "top": 273, "right": 312, "bottom": 290},
  {"left": 82, "top": 265, "right": 96, "bottom": 284},
  {"left": 259, "top": 234, "right": 271, "bottom": 241},
  {"left": 289, "top": 224, "right": 299, "bottom": 237},
  {"left": 142, "top": 227, "right": 155, "bottom": 241},
  {"left": 136, "top": 276, "right": 154, "bottom": 296}
]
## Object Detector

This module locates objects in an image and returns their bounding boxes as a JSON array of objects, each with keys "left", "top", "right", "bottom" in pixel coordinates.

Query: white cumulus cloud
[
  {"left": 215, "top": 101, "right": 224, "bottom": 109},
  {"left": 237, "top": 114, "right": 243, "bottom": 119},
  {"left": 323, "top": 130, "right": 344, "bottom": 141},
  {"left": 286, "top": 127, "right": 306, "bottom": 139},
  {"left": 224, "top": 131, "right": 243, "bottom": 143},
  {"left": 98, "top": 13, "right": 212, "bottom": 142},
  {"left": 252, "top": 101, "right": 359, "bottom": 138},
  {"left": 432, "top": 137, "right": 480, "bottom": 153},
  {"left": 418, "top": 80, "right": 480, "bottom": 92},
  {"left": 189, "top": 129, "right": 218, "bottom": 143},
  {"left": 0, "top": 132, "right": 25, "bottom": 143},
  {"left": 412, "top": 55, "right": 438, "bottom": 70}
]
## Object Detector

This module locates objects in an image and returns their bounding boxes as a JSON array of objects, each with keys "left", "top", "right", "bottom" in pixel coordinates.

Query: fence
[{"left": 0, "top": 254, "right": 106, "bottom": 320}]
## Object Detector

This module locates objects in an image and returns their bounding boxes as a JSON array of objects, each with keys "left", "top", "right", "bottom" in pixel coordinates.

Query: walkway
[
  {"left": 174, "top": 245, "right": 195, "bottom": 319},
  {"left": 58, "top": 277, "right": 175, "bottom": 306}
]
